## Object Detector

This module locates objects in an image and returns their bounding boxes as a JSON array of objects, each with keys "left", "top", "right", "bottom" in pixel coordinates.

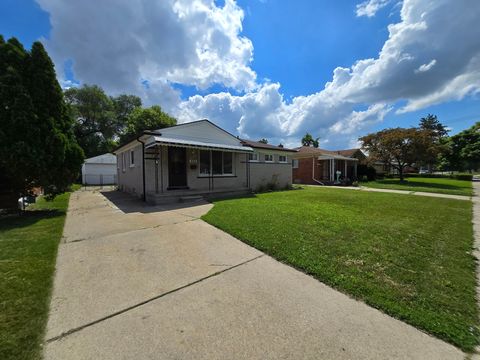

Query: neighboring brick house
[{"left": 292, "top": 146, "right": 358, "bottom": 185}]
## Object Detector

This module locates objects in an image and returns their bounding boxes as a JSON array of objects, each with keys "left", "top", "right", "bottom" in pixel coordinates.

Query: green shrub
[{"left": 357, "top": 164, "right": 377, "bottom": 181}]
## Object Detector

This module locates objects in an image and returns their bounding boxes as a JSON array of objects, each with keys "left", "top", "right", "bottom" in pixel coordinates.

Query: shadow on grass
[{"left": 0, "top": 210, "right": 65, "bottom": 232}]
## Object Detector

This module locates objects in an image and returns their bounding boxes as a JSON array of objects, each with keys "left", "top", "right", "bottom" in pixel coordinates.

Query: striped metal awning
[
  {"left": 145, "top": 136, "right": 254, "bottom": 153},
  {"left": 318, "top": 154, "right": 358, "bottom": 161}
]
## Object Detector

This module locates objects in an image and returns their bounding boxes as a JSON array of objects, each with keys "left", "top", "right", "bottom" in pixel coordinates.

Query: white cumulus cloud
[
  {"left": 356, "top": 0, "right": 392, "bottom": 17},
  {"left": 36, "top": 0, "right": 256, "bottom": 109},
  {"left": 36, "top": 0, "right": 480, "bottom": 148}
]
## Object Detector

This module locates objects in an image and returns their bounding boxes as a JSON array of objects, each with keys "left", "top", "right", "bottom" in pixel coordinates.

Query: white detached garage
[{"left": 81, "top": 153, "right": 117, "bottom": 185}]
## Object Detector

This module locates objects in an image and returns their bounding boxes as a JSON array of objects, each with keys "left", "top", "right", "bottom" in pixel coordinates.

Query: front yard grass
[
  {"left": 360, "top": 177, "right": 472, "bottom": 196},
  {"left": 0, "top": 191, "right": 73, "bottom": 360},
  {"left": 202, "top": 187, "right": 478, "bottom": 351}
]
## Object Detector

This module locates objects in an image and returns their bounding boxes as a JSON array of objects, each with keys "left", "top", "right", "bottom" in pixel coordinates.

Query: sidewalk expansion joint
[
  {"left": 63, "top": 218, "right": 201, "bottom": 245},
  {"left": 46, "top": 254, "right": 264, "bottom": 343}
]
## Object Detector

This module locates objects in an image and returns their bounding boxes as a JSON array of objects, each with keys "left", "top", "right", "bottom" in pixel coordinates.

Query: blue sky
[{"left": 1, "top": 0, "right": 479, "bottom": 148}]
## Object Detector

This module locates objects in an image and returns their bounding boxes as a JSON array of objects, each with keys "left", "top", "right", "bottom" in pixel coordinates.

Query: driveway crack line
[
  {"left": 46, "top": 254, "right": 264, "bottom": 343},
  {"left": 63, "top": 218, "right": 202, "bottom": 245}
]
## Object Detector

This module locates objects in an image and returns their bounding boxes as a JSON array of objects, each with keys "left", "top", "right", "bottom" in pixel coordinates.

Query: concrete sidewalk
[
  {"left": 44, "top": 190, "right": 464, "bottom": 359},
  {"left": 306, "top": 184, "right": 471, "bottom": 201}
]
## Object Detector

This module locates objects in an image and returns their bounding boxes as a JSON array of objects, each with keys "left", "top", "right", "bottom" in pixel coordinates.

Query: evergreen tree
[{"left": 0, "top": 37, "right": 84, "bottom": 205}]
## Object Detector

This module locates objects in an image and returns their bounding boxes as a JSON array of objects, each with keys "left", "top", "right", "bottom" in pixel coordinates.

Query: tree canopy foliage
[
  {"left": 360, "top": 127, "right": 429, "bottom": 181},
  {"left": 120, "top": 105, "right": 176, "bottom": 143},
  {"left": 65, "top": 85, "right": 176, "bottom": 157},
  {"left": 301, "top": 133, "right": 319, "bottom": 148},
  {"left": 0, "top": 36, "right": 84, "bottom": 204},
  {"left": 360, "top": 114, "right": 479, "bottom": 178},
  {"left": 439, "top": 122, "right": 480, "bottom": 172}
]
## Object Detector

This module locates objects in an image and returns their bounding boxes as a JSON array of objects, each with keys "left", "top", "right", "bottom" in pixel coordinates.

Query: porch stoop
[{"left": 146, "top": 188, "right": 252, "bottom": 205}]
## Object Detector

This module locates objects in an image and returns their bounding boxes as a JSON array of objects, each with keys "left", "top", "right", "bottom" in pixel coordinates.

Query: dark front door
[{"left": 168, "top": 147, "right": 187, "bottom": 189}]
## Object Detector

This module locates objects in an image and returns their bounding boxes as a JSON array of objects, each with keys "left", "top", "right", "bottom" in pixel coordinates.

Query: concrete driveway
[{"left": 44, "top": 190, "right": 464, "bottom": 359}]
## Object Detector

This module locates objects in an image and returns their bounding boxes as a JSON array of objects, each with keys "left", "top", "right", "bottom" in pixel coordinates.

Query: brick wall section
[{"left": 293, "top": 157, "right": 316, "bottom": 184}]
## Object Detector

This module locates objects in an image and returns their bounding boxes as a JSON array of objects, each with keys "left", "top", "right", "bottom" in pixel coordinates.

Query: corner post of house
[
  {"left": 331, "top": 159, "right": 335, "bottom": 182},
  {"left": 154, "top": 146, "right": 159, "bottom": 194},
  {"left": 160, "top": 146, "right": 164, "bottom": 193}
]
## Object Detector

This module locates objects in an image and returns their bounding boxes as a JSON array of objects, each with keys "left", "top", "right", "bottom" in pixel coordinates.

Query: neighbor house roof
[
  {"left": 294, "top": 146, "right": 337, "bottom": 156},
  {"left": 293, "top": 146, "right": 358, "bottom": 161},
  {"left": 335, "top": 148, "right": 364, "bottom": 157},
  {"left": 239, "top": 139, "right": 297, "bottom": 152}
]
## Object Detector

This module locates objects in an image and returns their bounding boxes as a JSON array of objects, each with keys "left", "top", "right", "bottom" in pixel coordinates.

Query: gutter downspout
[
  {"left": 312, "top": 157, "right": 325, "bottom": 185},
  {"left": 136, "top": 135, "right": 146, "bottom": 202}
]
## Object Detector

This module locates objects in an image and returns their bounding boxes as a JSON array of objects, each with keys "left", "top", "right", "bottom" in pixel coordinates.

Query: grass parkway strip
[{"left": 0, "top": 189, "right": 76, "bottom": 360}]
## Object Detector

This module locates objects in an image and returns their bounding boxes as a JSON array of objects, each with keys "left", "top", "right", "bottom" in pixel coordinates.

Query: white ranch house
[{"left": 114, "top": 120, "right": 294, "bottom": 204}]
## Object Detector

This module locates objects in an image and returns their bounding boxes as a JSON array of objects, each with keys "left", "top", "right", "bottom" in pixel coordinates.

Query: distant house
[
  {"left": 292, "top": 146, "right": 358, "bottom": 185},
  {"left": 114, "top": 120, "right": 295, "bottom": 204},
  {"left": 81, "top": 153, "right": 117, "bottom": 185}
]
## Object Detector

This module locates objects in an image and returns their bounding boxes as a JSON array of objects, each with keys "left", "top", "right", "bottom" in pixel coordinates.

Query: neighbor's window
[
  {"left": 248, "top": 152, "right": 259, "bottom": 162},
  {"left": 264, "top": 154, "right": 274, "bottom": 162},
  {"left": 278, "top": 155, "right": 287, "bottom": 163},
  {"left": 199, "top": 150, "right": 234, "bottom": 176},
  {"left": 130, "top": 150, "right": 135, "bottom": 167},
  {"left": 292, "top": 159, "right": 299, "bottom": 169}
]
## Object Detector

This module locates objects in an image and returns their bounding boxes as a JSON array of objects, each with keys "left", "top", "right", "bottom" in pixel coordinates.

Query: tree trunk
[{"left": 399, "top": 166, "right": 404, "bottom": 182}]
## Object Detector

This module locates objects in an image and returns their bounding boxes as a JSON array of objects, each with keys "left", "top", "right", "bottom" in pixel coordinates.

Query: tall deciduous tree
[
  {"left": 64, "top": 85, "right": 117, "bottom": 157},
  {"left": 112, "top": 94, "right": 142, "bottom": 132},
  {"left": 0, "top": 37, "right": 84, "bottom": 205},
  {"left": 120, "top": 105, "right": 176, "bottom": 143},
  {"left": 439, "top": 122, "right": 480, "bottom": 172},
  {"left": 301, "top": 133, "right": 319, "bottom": 148},
  {"left": 360, "top": 128, "right": 428, "bottom": 181}
]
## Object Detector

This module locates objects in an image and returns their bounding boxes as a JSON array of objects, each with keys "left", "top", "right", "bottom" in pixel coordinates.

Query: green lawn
[
  {"left": 360, "top": 177, "right": 472, "bottom": 196},
  {"left": 202, "top": 187, "right": 478, "bottom": 351},
  {"left": 0, "top": 190, "right": 74, "bottom": 360}
]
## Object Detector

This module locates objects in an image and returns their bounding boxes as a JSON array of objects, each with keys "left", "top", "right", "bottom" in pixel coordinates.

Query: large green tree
[
  {"left": 112, "top": 94, "right": 142, "bottom": 132},
  {"left": 301, "top": 133, "right": 319, "bottom": 148},
  {"left": 417, "top": 114, "right": 449, "bottom": 172},
  {"left": 64, "top": 85, "right": 118, "bottom": 157},
  {"left": 360, "top": 128, "right": 429, "bottom": 181},
  {"left": 439, "top": 122, "right": 480, "bottom": 172},
  {"left": 0, "top": 37, "right": 84, "bottom": 205},
  {"left": 120, "top": 105, "right": 176, "bottom": 143}
]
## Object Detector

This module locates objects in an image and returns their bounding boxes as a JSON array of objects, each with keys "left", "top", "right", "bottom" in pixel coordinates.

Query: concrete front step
[
  {"left": 146, "top": 188, "right": 252, "bottom": 205},
  {"left": 179, "top": 195, "right": 204, "bottom": 203}
]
